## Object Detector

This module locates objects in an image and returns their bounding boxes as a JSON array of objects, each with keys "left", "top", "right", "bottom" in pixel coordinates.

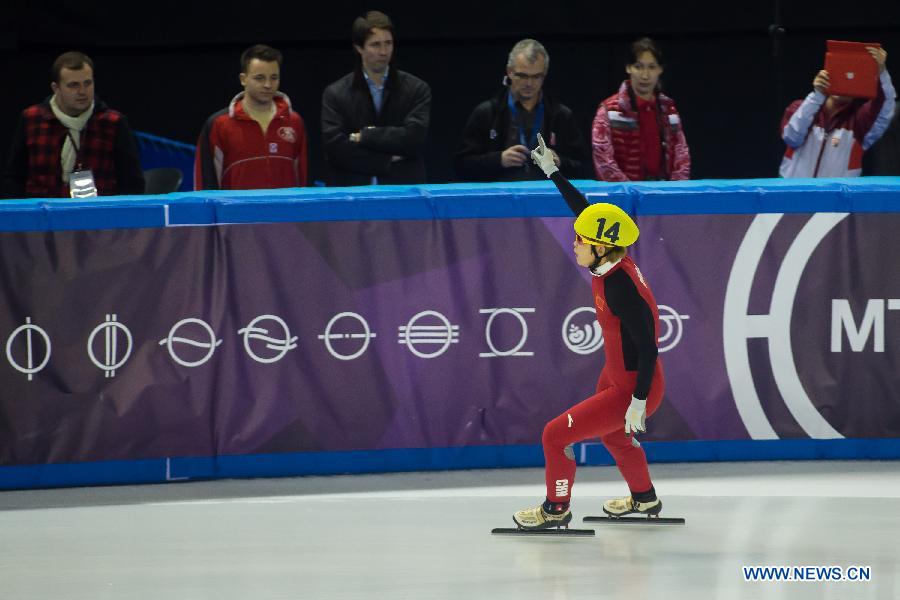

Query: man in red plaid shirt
[{"left": 1, "top": 51, "right": 144, "bottom": 199}]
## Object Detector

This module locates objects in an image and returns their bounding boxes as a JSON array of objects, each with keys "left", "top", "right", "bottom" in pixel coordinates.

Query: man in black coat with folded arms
[{"left": 321, "top": 10, "right": 431, "bottom": 186}]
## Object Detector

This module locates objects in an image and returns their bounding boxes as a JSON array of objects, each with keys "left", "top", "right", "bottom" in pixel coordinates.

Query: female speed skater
[{"left": 512, "top": 133, "right": 666, "bottom": 530}]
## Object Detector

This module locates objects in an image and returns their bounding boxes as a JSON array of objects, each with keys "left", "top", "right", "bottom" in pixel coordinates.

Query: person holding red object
[
  {"left": 512, "top": 133, "right": 666, "bottom": 531},
  {"left": 780, "top": 46, "right": 894, "bottom": 178}
]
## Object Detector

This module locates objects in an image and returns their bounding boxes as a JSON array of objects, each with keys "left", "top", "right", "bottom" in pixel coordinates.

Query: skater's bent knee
[{"left": 542, "top": 418, "right": 571, "bottom": 448}]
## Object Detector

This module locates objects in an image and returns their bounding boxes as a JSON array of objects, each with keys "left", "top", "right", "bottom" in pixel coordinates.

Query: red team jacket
[
  {"left": 779, "top": 70, "right": 896, "bottom": 178},
  {"left": 591, "top": 80, "right": 691, "bottom": 182},
  {"left": 194, "top": 92, "right": 308, "bottom": 190}
]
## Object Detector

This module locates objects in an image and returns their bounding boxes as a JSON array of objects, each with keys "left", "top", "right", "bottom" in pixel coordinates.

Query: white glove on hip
[
  {"left": 624, "top": 396, "right": 647, "bottom": 436},
  {"left": 530, "top": 133, "right": 559, "bottom": 177}
]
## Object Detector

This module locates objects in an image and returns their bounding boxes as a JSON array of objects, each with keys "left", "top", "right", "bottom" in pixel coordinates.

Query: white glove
[
  {"left": 530, "top": 133, "right": 559, "bottom": 177},
  {"left": 624, "top": 396, "right": 647, "bottom": 436}
]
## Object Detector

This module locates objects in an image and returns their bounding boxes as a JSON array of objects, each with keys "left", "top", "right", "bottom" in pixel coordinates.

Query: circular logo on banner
[
  {"left": 238, "top": 314, "right": 298, "bottom": 364},
  {"left": 159, "top": 318, "right": 223, "bottom": 368},
  {"left": 657, "top": 305, "right": 690, "bottom": 353},
  {"left": 479, "top": 308, "right": 534, "bottom": 358},
  {"left": 562, "top": 307, "right": 604, "bottom": 355},
  {"left": 319, "top": 312, "right": 377, "bottom": 361},
  {"left": 398, "top": 310, "right": 459, "bottom": 359},
  {"left": 5, "top": 317, "right": 51, "bottom": 381},
  {"left": 87, "top": 314, "right": 133, "bottom": 378}
]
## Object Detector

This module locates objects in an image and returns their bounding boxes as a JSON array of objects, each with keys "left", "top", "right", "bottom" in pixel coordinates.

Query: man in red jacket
[{"left": 195, "top": 45, "right": 308, "bottom": 190}]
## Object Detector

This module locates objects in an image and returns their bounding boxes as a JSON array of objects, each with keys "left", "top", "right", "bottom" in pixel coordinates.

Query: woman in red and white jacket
[
  {"left": 780, "top": 46, "right": 893, "bottom": 178},
  {"left": 591, "top": 38, "right": 690, "bottom": 182}
]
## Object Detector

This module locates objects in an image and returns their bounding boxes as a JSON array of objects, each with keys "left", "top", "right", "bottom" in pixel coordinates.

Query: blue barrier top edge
[{"left": 1, "top": 177, "right": 898, "bottom": 232}]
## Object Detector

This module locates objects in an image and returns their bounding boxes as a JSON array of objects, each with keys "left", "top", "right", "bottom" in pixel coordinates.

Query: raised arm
[
  {"left": 531, "top": 132, "right": 588, "bottom": 215},
  {"left": 856, "top": 48, "right": 895, "bottom": 150},
  {"left": 549, "top": 172, "right": 589, "bottom": 216},
  {"left": 781, "top": 71, "right": 828, "bottom": 149}
]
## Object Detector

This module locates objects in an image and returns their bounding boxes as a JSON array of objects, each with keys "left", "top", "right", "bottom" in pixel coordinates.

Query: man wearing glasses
[{"left": 454, "top": 39, "right": 585, "bottom": 182}]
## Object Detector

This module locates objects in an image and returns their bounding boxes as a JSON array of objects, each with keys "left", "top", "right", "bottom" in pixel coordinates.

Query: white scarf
[
  {"left": 50, "top": 95, "right": 94, "bottom": 182},
  {"left": 589, "top": 258, "right": 622, "bottom": 277}
]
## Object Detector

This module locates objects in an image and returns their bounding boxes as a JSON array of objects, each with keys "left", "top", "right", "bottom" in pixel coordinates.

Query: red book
[{"left": 824, "top": 40, "right": 881, "bottom": 99}]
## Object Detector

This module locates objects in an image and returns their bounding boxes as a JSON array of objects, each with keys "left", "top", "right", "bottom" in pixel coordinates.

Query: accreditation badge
[{"left": 69, "top": 170, "right": 98, "bottom": 198}]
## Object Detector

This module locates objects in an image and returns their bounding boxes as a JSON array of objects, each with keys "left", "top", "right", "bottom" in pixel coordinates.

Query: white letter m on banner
[{"left": 831, "top": 299, "right": 887, "bottom": 352}]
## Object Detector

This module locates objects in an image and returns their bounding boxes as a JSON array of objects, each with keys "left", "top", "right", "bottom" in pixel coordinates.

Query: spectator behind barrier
[
  {"left": 454, "top": 39, "right": 585, "bottom": 182},
  {"left": 591, "top": 37, "right": 691, "bottom": 182},
  {"left": 1, "top": 51, "right": 144, "bottom": 199},
  {"left": 194, "top": 44, "right": 308, "bottom": 190},
  {"left": 321, "top": 10, "right": 431, "bottom": 186},
  {"left": 780, "top": 46, "right": 895, "bottom": 178}
]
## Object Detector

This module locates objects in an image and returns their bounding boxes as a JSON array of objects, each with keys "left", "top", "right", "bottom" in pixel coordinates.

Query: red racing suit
[{"left": 542, "top": 172, "right": 665, "bottom": 503}]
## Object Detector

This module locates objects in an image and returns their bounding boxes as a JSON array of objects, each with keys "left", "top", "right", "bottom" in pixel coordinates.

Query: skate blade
[
  {"left": 491, "top": 527, "right": 595, "bottom": 536},
  {"left": 583, "top": 515, "right": 685, "bottom": 525}
]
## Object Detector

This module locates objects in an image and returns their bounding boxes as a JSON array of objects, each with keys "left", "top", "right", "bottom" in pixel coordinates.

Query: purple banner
[{"left": 1, "top": 213, "right": 898, "bottom": 466}]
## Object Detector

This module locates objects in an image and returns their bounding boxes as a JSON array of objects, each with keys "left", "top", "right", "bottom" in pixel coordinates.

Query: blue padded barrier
[
  {"left": 3, "top": 439, "right": 900, "bottom": 490},
  {"left": 1, "top": 177, "right": 898, "bottom": 489}
]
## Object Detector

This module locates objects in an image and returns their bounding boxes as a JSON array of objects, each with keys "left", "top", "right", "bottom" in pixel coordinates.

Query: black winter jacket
[
  {"left": 321, "top": 67, "right": 431, "bottom": 186},
  {"left": 454, "top": 89, "right": 586, "bottom": 182}
]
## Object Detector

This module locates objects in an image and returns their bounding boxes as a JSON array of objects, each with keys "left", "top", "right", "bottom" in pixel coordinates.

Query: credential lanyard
[
  {"left": 507, "top": 93, "right": 544, "bottom": 148},
  {"left": 66, "top": 130, "right": 85, "bottom": 171}
]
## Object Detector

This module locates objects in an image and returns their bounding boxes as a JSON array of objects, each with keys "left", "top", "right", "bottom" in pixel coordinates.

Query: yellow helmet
[{"left": 573, "top": 202, "right": 640, "bottom": 247}]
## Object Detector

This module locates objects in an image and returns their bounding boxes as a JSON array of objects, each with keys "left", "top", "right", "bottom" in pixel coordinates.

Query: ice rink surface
[{"left": 1, "top": 460, "right": 898, "bottom": 600}]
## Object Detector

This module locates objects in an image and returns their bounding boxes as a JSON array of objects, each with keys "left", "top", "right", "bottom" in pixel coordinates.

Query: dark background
[{"left": 2, "top": 1, "right": 899, "bottom": 185}]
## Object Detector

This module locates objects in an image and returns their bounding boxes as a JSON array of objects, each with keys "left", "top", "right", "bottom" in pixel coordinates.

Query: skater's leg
[
  {"left": 514, "top": 387, "right": 624, "bottom": 530},
  {"left": 599, "top": 372, "right": 665, "bottom": 515},
  {"left": 518, "top": 370, "right": 664, "bottom": 528},
  {"left": 599, "top": 368, "right": 664, "bottom": 493},
  {"left": 600, "top": 428, "right": 654, "bottom": 494},
  {"left": 541, "top": 385, "right": 625, "bottom": 504}
]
